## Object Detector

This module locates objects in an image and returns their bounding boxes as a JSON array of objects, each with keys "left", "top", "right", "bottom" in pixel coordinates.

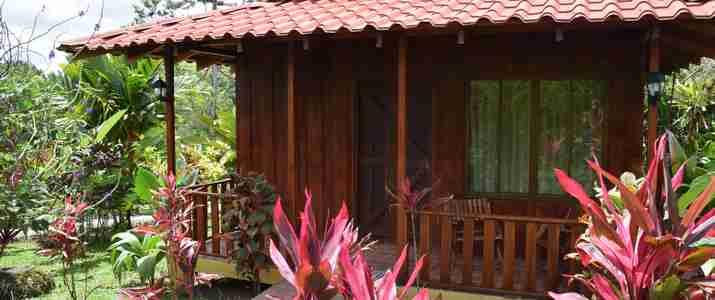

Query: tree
[{"left": 132, "top": 0, "right": 234, "bottom": 23}]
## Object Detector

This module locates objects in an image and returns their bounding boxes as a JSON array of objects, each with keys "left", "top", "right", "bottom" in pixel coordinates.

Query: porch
[{"left": 187, "top": 178, "right": 582, "bottom": 298}]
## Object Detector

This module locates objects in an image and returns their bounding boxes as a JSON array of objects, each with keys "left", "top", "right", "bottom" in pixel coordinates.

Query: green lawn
[
  {"left": 1, "top": 239, "right": 259, "bottom": 300},
  {"left": 1, "top": 240, "right": 123, "bottom": 299}
]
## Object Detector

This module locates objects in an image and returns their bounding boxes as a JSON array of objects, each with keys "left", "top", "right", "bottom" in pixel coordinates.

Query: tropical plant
[
  {"left": 109, "top": 231, "right": 166, "bottom": 285},
  {"left": 220, "top": 172, "right": 276, "bottom": 290},
  {"left": 269, "top": 190, "right": 434, "bottom": 300},
  {"left": 38, "top": 195, "right": 91, "bottom": 300},
  {"left": 667, "top": 58, "right": 715, "bottom": 149},
  {"left": 386, "top": 177, "right": 452, "bottom": 286},
  {"left": 549, "top": 132, "right": 715, "bottom": 300},
  {"left": 269, "top": 190, "right": 375, "bottom": 299},
  {"left": 133, "top": 175, "right": 201, "bottom": 299},
  {"left": 336, "top": 244, "right": 432, "bottom": 300},
  {"left": 62, "top": 55, "right": 162, "bottom": 223}
]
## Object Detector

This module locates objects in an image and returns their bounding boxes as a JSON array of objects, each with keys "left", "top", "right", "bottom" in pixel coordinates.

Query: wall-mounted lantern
[
  {"left": 647, "top": 72, "right": 665, "bottom": 105},
  {"left": 150, "top": 77, "right": 168, "bottom": 101}
]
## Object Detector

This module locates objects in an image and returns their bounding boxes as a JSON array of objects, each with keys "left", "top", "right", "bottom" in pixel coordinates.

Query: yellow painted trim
[{"left": 196, "top": 256, "right": 282, "bottom": 285}]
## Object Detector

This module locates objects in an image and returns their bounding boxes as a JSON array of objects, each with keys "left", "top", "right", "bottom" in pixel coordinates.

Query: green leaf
[
  {"left": 95, "top": 109, "right": 126, "bottom": 143},
  {"left": 651, "top": 275, "right": 683, "bottom": 300},
  {"left": 110, "top": 231, "right": 142, "bottom": 251},
  {"left": 133, "top": 167, "right": 160, "bottom": 202},
  {"left": 690, "top": 238, "right": 715, "bottom": 248},
  {"left": 678, "top": 173, "right": 715, "bottom": 215},
  {"left": 137, "top": 255, "right": 158, "bottom": 284}
]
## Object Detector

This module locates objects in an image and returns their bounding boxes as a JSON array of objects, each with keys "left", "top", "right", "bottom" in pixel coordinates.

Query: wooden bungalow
[{"left": 60, "top": 0, "right": 715, "bottom": 298}]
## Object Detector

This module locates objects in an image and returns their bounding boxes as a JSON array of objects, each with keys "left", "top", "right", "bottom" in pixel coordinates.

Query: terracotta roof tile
[{"left": 60, "top": 0, "right": 715, "bottom": 52}]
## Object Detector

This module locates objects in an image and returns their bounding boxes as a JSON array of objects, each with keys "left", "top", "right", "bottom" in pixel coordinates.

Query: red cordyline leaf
[
  {"left": 587, "top": 161, "right": 656, "bottom": 235},
  {"left": 592, "top": 274, "right": 620, "bottom": 300},
  {"left": 387, "top": 178, "right": 448, "bottom": 212},
  {"left": 270, "top": 190, "right": 360, "bottom": 299},
  {"left": 555, "top": 168, "right": 623, "bottom": 246},
  {"left": 338, "top": 244, "right": 428, "bottom": 300},
  {"left": 548, "top": 292, "right": 590, "bottom": 300}
]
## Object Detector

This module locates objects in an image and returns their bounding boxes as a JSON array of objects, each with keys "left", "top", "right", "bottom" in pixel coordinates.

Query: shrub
[
  {"left": 0, "top": 267, "right": 55, "bottom": 299},
  {"left": 269, "top": 191, "right": 433, "bottom": 300},
  {"left": 550, "top": 133, "right": 715, "bottom": 300},
  {"left": 221, "top": 172, "right": 276, "bottom": 283}
]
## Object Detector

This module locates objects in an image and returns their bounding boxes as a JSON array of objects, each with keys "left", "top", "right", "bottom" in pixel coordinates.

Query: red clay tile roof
[{"left": 59, "top": 0, "right": 715, "bottom": 53}]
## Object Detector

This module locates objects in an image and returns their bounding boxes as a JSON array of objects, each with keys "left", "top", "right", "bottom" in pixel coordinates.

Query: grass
[
  {"left": 1, "top": 238, "right": 259, "bottom": 300},
  {"left": 1, "top": 239, "right": 120, "bottom": 299}
]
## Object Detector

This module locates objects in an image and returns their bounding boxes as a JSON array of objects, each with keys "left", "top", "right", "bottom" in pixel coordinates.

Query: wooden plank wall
[
  {"left": 238, "top": 42, "right": 288, "bottom": 200},
  {"left": 422, "top": 31, "right": 645, "bottom": 216},
  {"left": 239, "top": 29, "right": 645, "bottom": 224}
]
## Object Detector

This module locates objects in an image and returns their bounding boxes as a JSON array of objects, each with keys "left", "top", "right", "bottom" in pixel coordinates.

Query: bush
[{"left": 0, "top": 267, "right": 55, "bottom": 299}]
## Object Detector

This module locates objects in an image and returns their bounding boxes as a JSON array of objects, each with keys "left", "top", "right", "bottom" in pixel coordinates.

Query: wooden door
[{"left": 357, "top": 81, "right": 394, "bottom": 239}]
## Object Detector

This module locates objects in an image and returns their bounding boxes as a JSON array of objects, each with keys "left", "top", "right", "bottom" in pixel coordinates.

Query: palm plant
[
  {"left": 62, "top": 55, "right": 161, "bottom": 144},
  {"left": 549, "top": 132, "right": 715, "bottom": 300},
  {"left": 62, "top": 54, "right": 161, "bottom": 222}
]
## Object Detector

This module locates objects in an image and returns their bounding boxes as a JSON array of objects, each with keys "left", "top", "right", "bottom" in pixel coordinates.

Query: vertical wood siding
[{"left": 238, "top": 30, "right": 644, "bottom": 224}]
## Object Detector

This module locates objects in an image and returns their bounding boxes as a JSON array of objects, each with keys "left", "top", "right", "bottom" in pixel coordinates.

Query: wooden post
[
  {"left": 396, "top": 35, "right": 408, "bottom": 255},
  {"left": 235, "top": 56, "right": 241, "bottom": 173},
  {"left": 165, "top": 46, "right": 176, "bottom": 176},
  {"left": 287, "top": 42, "right": 298, "bottom": 220},
  {"left": 647, "top": 27, "right": 660, "bottom": 162}
]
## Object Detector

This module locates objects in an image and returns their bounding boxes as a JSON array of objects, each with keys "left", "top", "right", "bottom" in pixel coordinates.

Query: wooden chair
[
  {"left": 448, "top": 198, "right": 503, "bottom": 261},
  {"left": 535, "top": 208, "right": 575, "bottom": 263}
]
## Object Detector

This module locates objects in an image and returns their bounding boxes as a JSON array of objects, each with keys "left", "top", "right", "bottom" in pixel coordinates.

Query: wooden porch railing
[
  {"left": 405, "top": 209, "right": 583, "bottom": 298},
  {"left": 185, "top": 178, "right": 234, "bottom": 258}
]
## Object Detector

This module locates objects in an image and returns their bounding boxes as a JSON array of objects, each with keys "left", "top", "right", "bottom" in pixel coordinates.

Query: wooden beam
[
  {"left": 287, "top": 42, "right": 298, "bottom": 220},
  {"left": 165, "top": 46, "right": 176, "bottom": 176},
  {"left": 647, "top": 27, "right": 660, "bottom": 162},
  {"left": 188, "top": 46, "right": 238, "bottom": 59},
  {"left": 395, "top": 35, "right": 408, "bottom": 253}
]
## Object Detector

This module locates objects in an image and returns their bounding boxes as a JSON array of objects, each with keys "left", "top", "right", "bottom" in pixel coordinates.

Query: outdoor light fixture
[
  {"left": 647, "top": 71, "right": 665, "bottom": 105},
  {"left": 457, "top": 30, "right": 465, "bottom": 45},
  {"left": 150, "top": 77, "right": 168, "bottom": 101},
  {"left": 555, "top": 29, "right": 564, "bottom": 42}
]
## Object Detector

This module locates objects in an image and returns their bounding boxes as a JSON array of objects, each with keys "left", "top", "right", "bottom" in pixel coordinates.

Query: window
[{"left": 468, "top": 80, "right": 605, "bottom": 195}]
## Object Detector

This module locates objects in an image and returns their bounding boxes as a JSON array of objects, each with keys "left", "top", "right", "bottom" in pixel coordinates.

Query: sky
[{"left": 3, "top": 0, "right": 241, "bottom": 72}]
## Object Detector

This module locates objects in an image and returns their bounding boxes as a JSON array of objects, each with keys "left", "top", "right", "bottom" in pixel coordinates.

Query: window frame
[{"left": 465, "top": 79, "right": 607, "bottom": 200}]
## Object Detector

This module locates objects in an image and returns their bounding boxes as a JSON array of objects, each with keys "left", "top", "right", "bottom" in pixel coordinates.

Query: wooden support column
[
  {"left": 165, "top": 46, "right": 176, "bottom": 176},
  {"left": 647, "top": 27, "right": 660, "bottom": 161},
  {"left": 234, "top": 55, "right": 242, "bottom": 172},
  {"left": 396, "top": 36, "right": 408, "bottom": 252},
  {"left": 287, "top": 42, "right": 298, "bottom": 220}
]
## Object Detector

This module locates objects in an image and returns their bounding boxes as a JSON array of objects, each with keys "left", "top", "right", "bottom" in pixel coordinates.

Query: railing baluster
[
  {"left": 524, "top": 222, "right": 537, "bottom": 292},
  {"left": 196, "top": 191, "right": 208, "bottom": 252},
  {"left": 547, "top": 223, "right": 561, "bottom": 290},
  {"left": 502, "top": 221, "right": 516, "bottom": 290},
  {"left": 439, "top": 214, "right": 452, "bottom": 284},
  {"left": 569, "top": 225, "right": 580, "bottom": 275},
  {"left": 210, "top": 184, "right": 220, "bottom": 255},
  {"left": 419, "top": 213, "right": 431, "bottom": 282},
  {"left": 481, "top": 219, "right": 495, "bottom": 288},
  {"left": 462, "top": 217, "right": 474, "bottom": 285}
]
